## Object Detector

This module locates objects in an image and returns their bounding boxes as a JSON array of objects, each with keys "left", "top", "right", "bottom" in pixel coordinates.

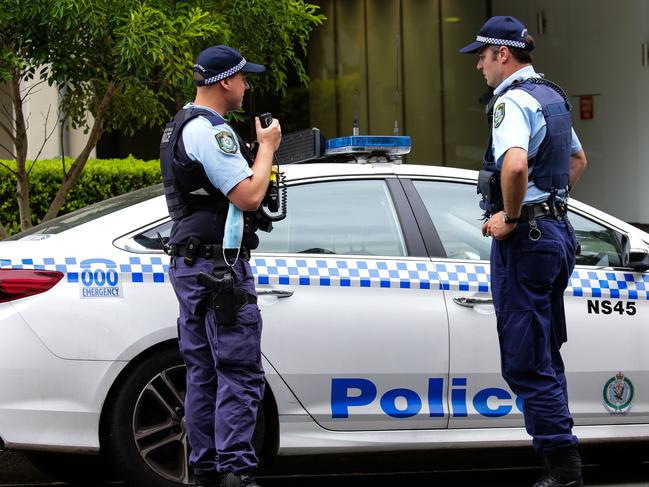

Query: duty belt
[
  {"left": 520, "top": 201, "right": 567, "bottom": 221},
  {"left": 169, "top": 243, "right": 251, "bottom": 261}
]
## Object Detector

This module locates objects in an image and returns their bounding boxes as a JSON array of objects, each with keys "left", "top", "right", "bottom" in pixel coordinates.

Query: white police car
[{"left": 1, "top": 136, "right": 649, "bottom": 486}]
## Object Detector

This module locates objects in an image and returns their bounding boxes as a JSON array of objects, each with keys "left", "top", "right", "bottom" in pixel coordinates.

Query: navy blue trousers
[
  {"left": 170, "top": 257, "right": 264, "bottom": 475},
  {"left": 490, "top": 218, "right": 578, "bottom": 452}
]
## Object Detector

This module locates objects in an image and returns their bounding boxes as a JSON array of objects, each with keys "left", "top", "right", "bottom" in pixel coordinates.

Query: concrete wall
[{"left": 0, "top": 76, "right": 96, "bottom": 163}]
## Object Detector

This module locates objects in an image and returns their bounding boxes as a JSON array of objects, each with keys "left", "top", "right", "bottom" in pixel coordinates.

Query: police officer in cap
[
  {"left": 160, "top": 45, "right": 281, "bottom": 487},
  {"left": 460, "top": 16, "right": 588, "bottom": 487}
]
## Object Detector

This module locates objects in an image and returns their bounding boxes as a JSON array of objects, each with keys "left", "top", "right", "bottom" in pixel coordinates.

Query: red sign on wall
[{"left": 579, "top": 96, "right": 594, "bottom": 120}]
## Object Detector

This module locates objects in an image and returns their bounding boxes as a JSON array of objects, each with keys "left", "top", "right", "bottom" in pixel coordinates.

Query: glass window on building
[{"left": 308, "top": 0, "right": 491, "bottom": 169}]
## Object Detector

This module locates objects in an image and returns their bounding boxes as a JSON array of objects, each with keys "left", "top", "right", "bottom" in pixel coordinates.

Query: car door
[
  {"left": 403, "top": 178, "right": 515, "bottom": 428},
  {"left": 560, "top": 209, "right": 649, "bottom": 425},
  {"left": 406, "top": 177, "right": 649, "bottom": 430},
  {"left": 253, "top": 176, "right": 450, "bottom": 431}
]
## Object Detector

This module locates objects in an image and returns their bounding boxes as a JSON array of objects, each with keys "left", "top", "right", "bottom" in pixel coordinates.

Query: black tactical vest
[
  {"left": 159, "top": 106, "right": 256, "bottom": 246},
  {"left": 480, "top": 77, "right": 572, "bottom": 215}
]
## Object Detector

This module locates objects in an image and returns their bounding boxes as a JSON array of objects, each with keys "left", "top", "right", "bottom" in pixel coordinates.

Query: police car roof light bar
[{"left": 325, "top": 135, "right": 411, "bottom": 156}]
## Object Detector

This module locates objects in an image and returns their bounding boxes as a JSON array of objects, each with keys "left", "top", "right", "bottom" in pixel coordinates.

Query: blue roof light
[{"left": 325, "top": 136, "right": 411, "bottom": 156}]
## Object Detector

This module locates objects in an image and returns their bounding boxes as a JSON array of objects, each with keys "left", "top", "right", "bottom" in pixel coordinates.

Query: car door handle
[
  {"left": 257, "top": 288, "right": 294, "bottom": 298},
  {"left": 452, "top": 296, "right": 493, "bottom": 308}
]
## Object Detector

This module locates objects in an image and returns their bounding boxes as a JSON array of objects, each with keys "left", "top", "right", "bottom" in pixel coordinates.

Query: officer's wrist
[{"left": 502, "top": 211, "right": 520, "bottom": 224}]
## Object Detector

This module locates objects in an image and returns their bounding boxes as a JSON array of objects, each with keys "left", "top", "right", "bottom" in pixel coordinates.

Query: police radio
[{"left": 257, "top": 112, "right": 288, "bottom": 228}]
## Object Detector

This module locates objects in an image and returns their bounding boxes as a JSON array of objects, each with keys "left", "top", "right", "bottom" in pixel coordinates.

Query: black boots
[
  {"left": 533, "top": 447, "right": 584, "bottom": 487},
  {"left": 220, "top": 472, "right": 261, "bottom": 487}
]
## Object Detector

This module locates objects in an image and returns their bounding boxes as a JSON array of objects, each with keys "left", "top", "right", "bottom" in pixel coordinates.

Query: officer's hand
[
  {"left": 484, "top": 211, "right": 516, "bottom": 240},
  {"left": 256, "top": 117, "right": 282, "bottom": 152}
]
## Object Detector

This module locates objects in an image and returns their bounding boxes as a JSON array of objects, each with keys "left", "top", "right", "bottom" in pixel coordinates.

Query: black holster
[
  {"left": 197, "top": 264, "right": 256, "bottom": 327},
  {"left": 477, "top": 169, "right": 504, "bottom": 215}
]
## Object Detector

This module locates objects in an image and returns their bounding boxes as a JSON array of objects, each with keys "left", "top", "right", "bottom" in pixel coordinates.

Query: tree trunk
[
  {"left": 0, "top": 222, "right": 7, "bottom": 240},
  {"left": 42, "top": 82, "right": 117, "bottom": 222},
  {"left": 11, "top": 72, "right": 32, "bottom": 231}
]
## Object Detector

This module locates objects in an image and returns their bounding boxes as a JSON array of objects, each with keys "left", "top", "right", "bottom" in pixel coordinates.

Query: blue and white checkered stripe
[
  {"left": 0, "top": 257, "right": 170, "bottom": 283},
  {"left": 569, "top": 270, "right": 649, "bottom": 300},
  {"left": 476, "top": 35, "right": 526, "bottom": 49},
  {"left": 2, "top": 257, "right": 649, "bottom": 299},
  {"left": 250, "top": 258, "right": 490, "bottom": 292},
  {"left": 200, "top": 58, "right": 247, "bottom": 85}
]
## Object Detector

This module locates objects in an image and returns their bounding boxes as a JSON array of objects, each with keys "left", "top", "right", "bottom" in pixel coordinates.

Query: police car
[{"left": 1, "top": 135, "right": 648, "bottom": 486}]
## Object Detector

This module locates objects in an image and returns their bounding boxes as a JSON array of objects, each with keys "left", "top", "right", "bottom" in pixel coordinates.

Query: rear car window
[{"left": 7, "top": 184, "right": 164, "bottom": 240}]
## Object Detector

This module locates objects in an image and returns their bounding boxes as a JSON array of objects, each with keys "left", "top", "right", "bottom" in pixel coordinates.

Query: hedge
[{"left": 0, "top": 157, "right": 162, "bottom": 237}]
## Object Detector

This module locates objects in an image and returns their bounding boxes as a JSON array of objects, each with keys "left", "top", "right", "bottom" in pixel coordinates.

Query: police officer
[
  {"left": 460, "top": 16, "right": 588, "bottom": 487},
  {"left": 160, "top": 45, "right": 281, "bottom": 487}
]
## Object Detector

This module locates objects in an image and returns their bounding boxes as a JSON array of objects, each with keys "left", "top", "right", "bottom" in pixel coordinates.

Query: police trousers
[
  {"left": 490, "top": 217, "right": 578, "bottom": 452},
  {"left": 169, "top": 257, "right": 265, "bottom": 475}
]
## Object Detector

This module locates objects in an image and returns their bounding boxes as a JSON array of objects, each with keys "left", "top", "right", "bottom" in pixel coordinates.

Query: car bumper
[{"left": 0, "top": 304, "right": 126, "bottom": 452}]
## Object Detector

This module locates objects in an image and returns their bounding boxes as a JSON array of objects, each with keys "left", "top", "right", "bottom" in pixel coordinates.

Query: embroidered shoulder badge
[
  {"left": 494, "top": 103, "right": 505, "bottom": 128},
  {"left": 215, "top": 130, "right": 238, "bottom": 154}
]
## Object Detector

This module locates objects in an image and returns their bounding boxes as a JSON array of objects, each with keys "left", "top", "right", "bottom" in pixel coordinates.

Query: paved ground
[{"left": 1, "top": 445, "right": 648, "bottom": 486}]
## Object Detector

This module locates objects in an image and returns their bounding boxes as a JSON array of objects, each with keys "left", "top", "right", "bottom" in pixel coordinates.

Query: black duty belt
[
  {"left": 169, "top": 243, "right": 250, "bottom": 261},
  {"left": 520, "top": 201, "right": 567, "bottom": 221}
]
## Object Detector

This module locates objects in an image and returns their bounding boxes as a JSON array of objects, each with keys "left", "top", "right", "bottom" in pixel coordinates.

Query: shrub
[{"left": 0, "top": 157, "right": 161, "bottom": 237}]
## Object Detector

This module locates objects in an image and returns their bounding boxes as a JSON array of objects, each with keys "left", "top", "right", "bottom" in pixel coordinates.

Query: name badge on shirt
[{"left": 215, "top": 131, "right": 238, "bottom": 154}]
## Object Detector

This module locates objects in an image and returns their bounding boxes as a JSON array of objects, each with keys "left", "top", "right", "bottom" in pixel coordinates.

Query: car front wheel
[{"left": 103, "top": 347, "right": 265, "bottom": 486}]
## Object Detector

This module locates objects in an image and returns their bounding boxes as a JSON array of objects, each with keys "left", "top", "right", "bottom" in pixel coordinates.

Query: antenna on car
[
  {"left": 393, "top": 5, "right": 402, "bottom": 136},
  {"left": 353, "top": 91, "right": 360, "bottom": 136}
]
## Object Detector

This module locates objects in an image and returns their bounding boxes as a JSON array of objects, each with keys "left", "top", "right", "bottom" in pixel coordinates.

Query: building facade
[
  {"left": 3, "top": 0, "right": 649, "bottom": 225},
  {"left": 307, "top": 0, "right": 649, "bottom": 226}
]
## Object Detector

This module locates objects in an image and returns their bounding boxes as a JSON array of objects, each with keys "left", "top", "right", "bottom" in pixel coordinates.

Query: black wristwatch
[{"left": 503, "top": 211, "right": 520, "bottom": 224}]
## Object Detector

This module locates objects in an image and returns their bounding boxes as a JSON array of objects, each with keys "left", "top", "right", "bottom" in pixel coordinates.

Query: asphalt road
[{"left": 1, "top": 446, "right": 648, "bottom": 486}]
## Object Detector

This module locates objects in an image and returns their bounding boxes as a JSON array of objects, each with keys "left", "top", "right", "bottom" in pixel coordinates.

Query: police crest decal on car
[
  {"left": 494, "top": 103, "right": 505, "bottom": 128},
  {"left": 215, "top": 130, "right": 238, "bottom": 153},
  {"left": 603, "top": 371, "right": 634, "bottom": 414}
]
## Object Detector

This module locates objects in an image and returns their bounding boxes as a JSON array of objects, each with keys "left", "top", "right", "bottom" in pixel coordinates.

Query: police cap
[
  {"left": 459, "top": 16, "right": 534, "bottom": 54},
  {"left": 193, "top": 45, "right": 265, "bottom": 86}
]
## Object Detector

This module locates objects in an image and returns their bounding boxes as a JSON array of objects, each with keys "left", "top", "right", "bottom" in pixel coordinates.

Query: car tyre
[{"left": 103, "top": 347, "right": 265, "bottom": 486}]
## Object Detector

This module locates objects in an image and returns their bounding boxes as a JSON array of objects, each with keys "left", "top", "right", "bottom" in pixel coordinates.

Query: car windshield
[{"left": 6, "top": 184, "right": 164, "bottom": 241}]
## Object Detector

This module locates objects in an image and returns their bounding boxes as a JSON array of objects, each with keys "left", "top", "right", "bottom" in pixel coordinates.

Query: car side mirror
[
  {"left": 617, "top": 232, "right": 630, "bottom": 268},
  {"left": 619, "top": 232, "right": 649, "bottom": 271}
]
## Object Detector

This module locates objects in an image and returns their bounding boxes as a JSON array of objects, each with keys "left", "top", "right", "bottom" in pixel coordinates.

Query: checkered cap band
[
  {"left": 476, "top": 35, "right": 527, "bottom": 49},
  {"left": 199, "top": 58, "right": 247, "bottom": 86}
]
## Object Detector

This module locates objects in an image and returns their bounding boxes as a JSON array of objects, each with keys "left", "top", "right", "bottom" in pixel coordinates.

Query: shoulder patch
[
  {"left": 215, "top": 130, "right": 238, "bottom": 154},
  {"left": 494, "top": 103, "right": 505, "bottom": 128}
]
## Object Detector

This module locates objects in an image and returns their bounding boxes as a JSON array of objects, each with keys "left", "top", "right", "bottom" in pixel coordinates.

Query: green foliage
[
  {"left": 3, "top": 0, "right": 325, "bottom": 137},
  {"left": 0, "top": 0, "right": 324, "bottom": 230},
  {"left": 228, "top": 0, "right": 326, "bottom": 94},
  {"left": 0, "top": 157, "right": 161, "bottom": 236}
]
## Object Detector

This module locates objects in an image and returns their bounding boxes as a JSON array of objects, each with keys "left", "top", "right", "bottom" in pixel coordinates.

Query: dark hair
[{"left": 489, "top": 34, "right": 535, "bottom": 64}]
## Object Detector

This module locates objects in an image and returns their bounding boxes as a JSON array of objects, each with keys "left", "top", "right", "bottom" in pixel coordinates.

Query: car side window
[
  {"left": 413, "top": 180, "right": 490, "bottom": 260},
  {"left": 134, "top": 220, "right": 172, "bottom": 250},
  {"left": 569, "top": 212, "right": 623, "bottom": 267},
  {"left": 256, "top": 179, "right": 407, "bottom": 256}
]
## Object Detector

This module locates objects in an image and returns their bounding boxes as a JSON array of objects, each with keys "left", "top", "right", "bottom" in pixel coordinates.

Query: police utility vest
[
  {"left": 159, "top": 107, "right": 256, "bottom": 247},
  {"left": 479, "top": 77, "right": 572, "bottom": 216}
]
